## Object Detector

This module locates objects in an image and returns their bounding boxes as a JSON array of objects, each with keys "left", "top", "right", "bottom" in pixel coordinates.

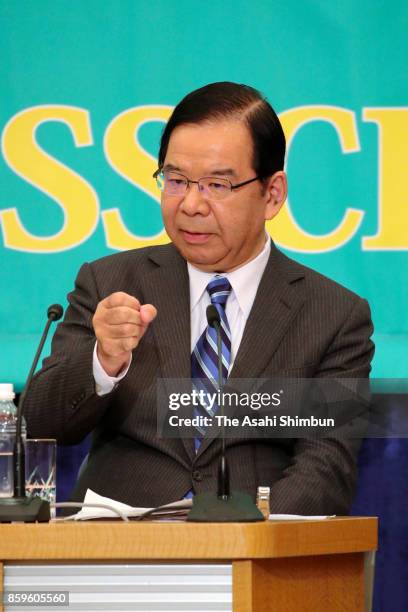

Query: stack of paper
[{"left": 68, "top": 489, "right": 192, "bottom": 521}]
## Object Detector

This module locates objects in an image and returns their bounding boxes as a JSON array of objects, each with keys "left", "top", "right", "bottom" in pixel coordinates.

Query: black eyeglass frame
[{"left": 152, "top": 169, "right": 261, "bottom": 194}]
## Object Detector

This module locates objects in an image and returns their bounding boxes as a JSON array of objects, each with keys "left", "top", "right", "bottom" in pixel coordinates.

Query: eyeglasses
[{"left": 153, "top": 169, "right": 260, "bottom": 201}]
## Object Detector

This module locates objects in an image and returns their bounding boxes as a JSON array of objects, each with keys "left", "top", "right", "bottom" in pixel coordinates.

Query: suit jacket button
[{"left": 192, "top": 470, "right": 202, "bottom": 482}]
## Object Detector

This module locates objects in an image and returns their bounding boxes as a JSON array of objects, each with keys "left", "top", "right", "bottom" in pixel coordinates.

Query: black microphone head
[
  {"left": 47, "top": 303, "right": 64, "bottom": 321},
  {"left": 206, "top": 304, "right": 220, "bottom": 328}
]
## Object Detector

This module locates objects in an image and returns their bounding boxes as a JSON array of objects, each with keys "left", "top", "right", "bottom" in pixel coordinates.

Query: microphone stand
[
  {"left": 0, "top": 304, "right": 63, "bottom": 522},
  {"left": 188, "top": 306, "right": 264, "bottom": 522}
]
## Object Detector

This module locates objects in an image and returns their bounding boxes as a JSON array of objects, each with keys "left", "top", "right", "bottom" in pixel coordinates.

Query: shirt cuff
[{"left": 93, "top": 343, "right": 132, "bottom": 396}]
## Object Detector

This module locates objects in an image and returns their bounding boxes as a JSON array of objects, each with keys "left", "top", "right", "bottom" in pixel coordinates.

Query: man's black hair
[{"left": 158, "top": 81, "right": 286, "bottom": 180}]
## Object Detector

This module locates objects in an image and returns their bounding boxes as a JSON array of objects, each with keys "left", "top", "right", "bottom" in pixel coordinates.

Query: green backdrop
[{"left": 1, "top": 1, "right": 407, "bottom": 389}]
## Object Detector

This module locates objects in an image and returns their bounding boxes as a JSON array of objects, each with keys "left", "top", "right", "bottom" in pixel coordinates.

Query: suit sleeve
[
  {"left": 24, "top": 262, "right": 114, "bottom": 444},
  {"left": 268, "top": 297, "right": 375, "bottom": 515}
]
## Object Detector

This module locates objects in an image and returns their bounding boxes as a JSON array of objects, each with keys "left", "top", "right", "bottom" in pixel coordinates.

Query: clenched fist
[{"left": 92, "top": 292, "right": 157, "bottom": 376}]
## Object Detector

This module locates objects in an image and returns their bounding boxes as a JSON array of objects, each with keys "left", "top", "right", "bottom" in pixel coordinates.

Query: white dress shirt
[
  {"left": 188, "top": 238, "right": 271, "bottom": 367},
  {"left": 93, "top": 238, "right": 271, "bottom": 394}
]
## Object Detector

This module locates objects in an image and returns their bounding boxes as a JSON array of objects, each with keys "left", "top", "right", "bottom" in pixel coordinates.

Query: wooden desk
[{"left": 0, "top": 517, "right": 377, "bottom": 612}]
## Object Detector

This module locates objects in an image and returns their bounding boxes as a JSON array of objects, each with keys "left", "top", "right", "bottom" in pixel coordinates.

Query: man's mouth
[{"left": 180, "top": 230, "right": 212, "bottom": 244}]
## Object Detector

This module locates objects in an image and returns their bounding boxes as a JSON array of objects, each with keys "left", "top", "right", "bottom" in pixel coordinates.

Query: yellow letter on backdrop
[
  {"left": 268, "top": 106, "right": 364, "bottom": 252},
  {"left": 103, "top": 105, "right": 172, "bottom": 250},
  {"left": 362, "top": 108, "right": 408, "bottom": 250},
  {"left": 0, "top": 106, "right": 99, "bottom": 252}
]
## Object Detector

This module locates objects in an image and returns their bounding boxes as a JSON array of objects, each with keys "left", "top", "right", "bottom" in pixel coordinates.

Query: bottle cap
[
  {"left": 256, "top": 486, "right": 270, "bottom": 519},
  {"left": 0, "top": 383, "right": 15, "bottom": 400}
]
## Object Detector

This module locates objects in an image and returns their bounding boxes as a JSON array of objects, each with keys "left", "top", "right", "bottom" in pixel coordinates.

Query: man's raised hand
[{"left": 93, "top": 292, "right": 157, "bottom": 376}]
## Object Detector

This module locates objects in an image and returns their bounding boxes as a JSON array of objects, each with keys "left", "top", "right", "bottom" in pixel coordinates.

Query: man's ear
[{"left": 264, "top": 171, "right": 288, "bottom": 220}]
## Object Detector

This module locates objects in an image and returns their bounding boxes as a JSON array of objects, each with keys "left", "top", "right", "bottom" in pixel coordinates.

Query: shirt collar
[{"left": 187, "top": 236, "right": 271, "bottom": 316}]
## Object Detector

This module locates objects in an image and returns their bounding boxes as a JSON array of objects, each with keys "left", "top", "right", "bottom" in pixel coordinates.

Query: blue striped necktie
[{"left": 191, "top": 276, "right": 232, "bottom": 450}]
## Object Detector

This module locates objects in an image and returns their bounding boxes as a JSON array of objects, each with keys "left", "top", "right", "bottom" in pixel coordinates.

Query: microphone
[
  {"left": 47, "top": 304, "right": 64, "bottom": 321},
  {"left": 206, "top": 304, "right": 220, "bottom": 329},
  {"left": 188, "top": 305, "right": 264, "bottom": 522},
  {"left": 0, "top": 304, "right": 64, "bottom": 522}
]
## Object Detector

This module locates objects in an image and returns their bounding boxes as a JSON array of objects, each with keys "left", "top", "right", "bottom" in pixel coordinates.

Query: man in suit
[{"left": 25, "top": 82, "right": 374, "bottom": 514}]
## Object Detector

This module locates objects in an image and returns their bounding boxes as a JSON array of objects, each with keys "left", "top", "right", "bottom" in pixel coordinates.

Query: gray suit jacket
[{"left": 25, "top": 241, "right": 374, "bottom": 514}]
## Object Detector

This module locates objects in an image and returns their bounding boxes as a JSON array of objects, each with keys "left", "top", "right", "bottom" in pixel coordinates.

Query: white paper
[
  {"left": 71, "top": 489, "right": 192, "bottom": 521},
  {"left": 268, "top": 514, "right": 335, "bottom": 521}
]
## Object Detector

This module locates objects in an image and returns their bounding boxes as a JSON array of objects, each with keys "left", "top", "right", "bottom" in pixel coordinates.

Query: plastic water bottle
[{"left": 0, "top": 383, "right": 26, "bottom": 497}]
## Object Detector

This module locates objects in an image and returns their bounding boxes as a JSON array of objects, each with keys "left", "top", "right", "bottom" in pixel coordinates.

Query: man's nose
[{"left": 180, "top": 183, "right": 210, "bottom": 215}]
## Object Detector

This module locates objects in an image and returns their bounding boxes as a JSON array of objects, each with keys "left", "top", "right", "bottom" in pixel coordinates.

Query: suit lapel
[
  {"left": 142, "top": 245, "right": 191, "bottom": 380},
  {"left": 140, "top": 245, "right": 194, "bottom": 459},
  {"left": 230, "top": 242, "right": 305, "bottom": 380}
]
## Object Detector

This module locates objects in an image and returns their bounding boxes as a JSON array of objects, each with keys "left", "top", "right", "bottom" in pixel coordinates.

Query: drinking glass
[{"left": 25, "top": 439, "right": 56, "bottom": 508}]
